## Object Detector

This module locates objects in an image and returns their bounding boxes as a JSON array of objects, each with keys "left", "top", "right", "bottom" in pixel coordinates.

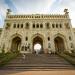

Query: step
[
  {"left": 1, "top": 54, "right": 75, "bottom": 70},
  {"left": 1, "top": 66, "right": 75, "bottom": 70}
]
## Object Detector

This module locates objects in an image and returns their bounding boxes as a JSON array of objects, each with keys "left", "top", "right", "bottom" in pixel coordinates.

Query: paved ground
[{"left": 0, "top": 70, "right": 75, "bottom": 75}]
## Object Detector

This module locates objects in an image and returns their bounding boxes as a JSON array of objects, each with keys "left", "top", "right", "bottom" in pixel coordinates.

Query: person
[
  {"left": 22, "top": 53, "right": 26, "bottom": 62},
  {"left": 36, "top": 49, "right": 40, "bottom": 55},
  {"left": 49, "top": 50, "right": 51, "bottom": 55}
]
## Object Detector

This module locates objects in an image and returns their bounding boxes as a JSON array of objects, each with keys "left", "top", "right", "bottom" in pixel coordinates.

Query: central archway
[
  {"left": 33, "top": 36, "right": 43, "bottom": 54},
  {"left": 34, "top": 43, "right": 42, "bottom": 50},
  {"left": 11, "top": 36, "right": 21, "bottom": 52},
  {"left": 54, "top": 36, "right": 65, "bottom": 52}
]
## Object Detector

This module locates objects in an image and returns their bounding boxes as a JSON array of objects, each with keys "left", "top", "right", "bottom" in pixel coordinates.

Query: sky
[{"left": 0, "top": 0, "right": 75, "bottom": 28}]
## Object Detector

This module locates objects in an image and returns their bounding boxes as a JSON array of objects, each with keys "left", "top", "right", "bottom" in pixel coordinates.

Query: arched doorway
[
  {"left": 33, "top": 36, "right": 43, "bottom": 54},
  {"left": 11, "top": 37, "right": 21, "bottom": 52},
  {"left": 54, "top": 36, "right": 65, "bottom": 52}
]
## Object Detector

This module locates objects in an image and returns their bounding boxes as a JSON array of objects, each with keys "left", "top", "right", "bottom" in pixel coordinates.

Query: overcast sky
[{"left": 0, "top": 0, "right": 75, "bottom": 28}]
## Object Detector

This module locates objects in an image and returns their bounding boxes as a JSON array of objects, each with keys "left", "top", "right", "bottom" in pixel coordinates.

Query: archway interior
[
  {"left": 11, "top": 37, "right": 21, "bottom": 52},
  {"left": 34, "top": 43, "right": 42, "bottom": 52},
  {"left": 33, "top": 36, "right": 43, "bottom": 53},
  {"left": 54, "top": 36, "right": 65, "bottom": 52}
]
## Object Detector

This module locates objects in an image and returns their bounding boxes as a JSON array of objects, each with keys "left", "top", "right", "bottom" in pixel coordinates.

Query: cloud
[
  {"left": 47, "top": 0, "right": 75, "bottom": 27},
  {"left": 0, "top": 0, "right": 17, "bottom": 27},
  {"left": 12, "top": 0, "right": 56, "bottom": 14},
  {"left": 0, "top": 0, "right": 9, "bottom": 27},
  {"left": 0, "top": 0, "right": 75, "bottom": 27},
  {"left": 4, "top": 0, "right": 17, "bottom": 13}
]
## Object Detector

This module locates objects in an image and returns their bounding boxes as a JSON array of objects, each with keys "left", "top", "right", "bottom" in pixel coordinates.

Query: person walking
[{"left": 22, "top": 53, "right": 26, "bottom": 63}]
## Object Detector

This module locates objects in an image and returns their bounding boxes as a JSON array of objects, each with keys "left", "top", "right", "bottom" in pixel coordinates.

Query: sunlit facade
[{"left": 0, "top": 9, "right": 75, "bottom": 53}]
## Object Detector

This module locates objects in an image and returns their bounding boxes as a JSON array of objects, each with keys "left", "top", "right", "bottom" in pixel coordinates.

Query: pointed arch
[
  {"left": 10, "top": 33, "right": 22, "bottom": 52},
  {"left": 54, "top": 33, "right": 66, "bottom": 52},
  {"left": 31, "top": 33, "right": 45, "bottom": 53}
]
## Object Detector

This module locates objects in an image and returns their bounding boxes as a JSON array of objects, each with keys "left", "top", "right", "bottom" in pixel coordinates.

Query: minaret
[
  {"left": 64, "top": 9, "right": 69, "bottom": 15},
  {"left": 6, "top": 9, "right": 11, "bottom": 15}
]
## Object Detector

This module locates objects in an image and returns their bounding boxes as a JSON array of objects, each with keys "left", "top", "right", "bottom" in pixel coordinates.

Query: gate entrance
[{"left": 33, "top": 36, "right": 43, "bottom": 54}]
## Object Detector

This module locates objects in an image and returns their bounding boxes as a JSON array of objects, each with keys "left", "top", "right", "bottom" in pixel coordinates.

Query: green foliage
[
  {"left": 0, "top": 52, "right": 19, "bottom": 67},
  {"left": 0, "top": 53, "right": 5, "bottom": 58},
  {"left": 57, "top": 52, "right": 75, "bottom": 65},
  {"left": 63, "top": 51, "right": 75, "bottom": 57},
  {"left": 63, "top": 51, "right": 69, "bottom": 54},
  {"left": 71, "top": 50, "right": 75, "bottom": 53},
  {"left": 2, "top": 49, "right": 5, "bottom": 54},
  {"left": 67, "top": 53, "right": 75, "bottom": 57}
]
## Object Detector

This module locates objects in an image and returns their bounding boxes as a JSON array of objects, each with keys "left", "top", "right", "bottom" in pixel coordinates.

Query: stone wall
[{"left": 0, "top": 9, "right": 75, "bottom": 53}]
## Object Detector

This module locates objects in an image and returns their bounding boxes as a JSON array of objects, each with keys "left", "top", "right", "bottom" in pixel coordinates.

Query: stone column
[{"left": 50, "top": 36, "right": 56, "bottom": 53}]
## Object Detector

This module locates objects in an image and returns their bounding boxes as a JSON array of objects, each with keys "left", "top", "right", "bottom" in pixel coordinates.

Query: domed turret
[
  {"left": 6, "top": 9, "right": 11, "bottom": 15},
  {"left": 64, "top": 9, "right": 69, "bottom": 15}
]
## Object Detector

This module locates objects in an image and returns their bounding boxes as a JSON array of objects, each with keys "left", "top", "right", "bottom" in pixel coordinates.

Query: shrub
[
  {"left": 63, "top": 51, "right": 69, "bottom": 54},
  {"left": 0, "top": 53, "right": 6, "bottom": 59},
  {"left": 68, "top": 53, "right": 75, "bottom": 57},
  {"left": 57, "top": 52, "right": 75, "bottom": 65},
  {"left": 0, "top": 52, "right": 19, "bottom": 67},
  {"left": 63, "top": 51, "right": 75, "bottom": 57},
  {"left": 2, "top": 49, "right": 5, "bottom": 54},
  {"left": 71, "top": 50, "right": 75, "bottom": 53}
]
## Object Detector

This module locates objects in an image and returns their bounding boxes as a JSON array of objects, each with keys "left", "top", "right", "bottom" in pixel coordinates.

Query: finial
[
  {"left": 6, "top": 9, "right": 11, "bottom": 15},
  {"left": 64, "top": 9, "right": 69, "bottom": 15}
]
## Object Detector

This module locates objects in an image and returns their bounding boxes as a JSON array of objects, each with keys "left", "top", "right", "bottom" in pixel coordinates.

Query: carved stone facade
[{"left": 0, "top": 9, "right": 75, "bottom": 53}]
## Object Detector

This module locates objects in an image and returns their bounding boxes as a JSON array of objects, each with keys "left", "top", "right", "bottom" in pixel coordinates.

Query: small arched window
[
  {"left": 25, "top": 22, "right": 29, "bottom": 29},
  {"left": 17, "top": 24, "right": 19, "bottom": 28},
  {"left": 71, "top": 43, "right": 73, "bottom": 48},
  {"left": 46, "top": 23, "right": 50, "bottom": 29},
  {"left": 13, "top": 24, "right": 16, "bottom": 28},
  {"left": 21, "top": 24, "right": 23, "bottom": 28},
  {"left": 69, "top": 36, "right": 72, "bottom": 41},
  {"left": 60, "top": 24, "right": 62, "bottom": 28},
  {"left": 48, "top": 37, "right": 50, "bottom": 41},
  {"left": 36, "top": 23, "right": 39, "bottom": 28},
  {"left": 33, "top": 23, "right": 35, "bottom": 28},
  {"left": 56, "top": 24, "right": 58, "bottom": 28},
  {"left": 25, "top": 37, "right": 28, "bottom": 41},
  {"left": 52, "top": 24, "right": 55, "bottom": 28},
  {"left": 40, "top": 23, "right": 43, "bottom": 28}
]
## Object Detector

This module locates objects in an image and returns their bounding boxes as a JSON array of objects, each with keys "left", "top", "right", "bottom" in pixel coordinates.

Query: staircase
[{"left": 1, "top": 54, "right": 75, "bottom": 70}]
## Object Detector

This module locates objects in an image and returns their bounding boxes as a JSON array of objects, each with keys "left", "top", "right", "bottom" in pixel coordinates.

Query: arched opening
[
  {"left": 11, "top": 37, "right": 21, "bottom": 52},
  {"left": 54, "top": 36, "right": 65, "bottom": 52},
  {"left": 33, "top": 36, "right": 43, "bottom": 54},
  {"left": 34, "top": 43, "right": 42, "bottom": 53}
]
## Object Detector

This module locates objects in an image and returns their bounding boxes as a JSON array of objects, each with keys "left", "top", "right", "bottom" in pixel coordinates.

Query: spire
[
  {"left": 6, "top": 9, "right": 11, "bottom": 15},
  {"left": 64, "top": 9, "right": 69, "bottom": 15}
]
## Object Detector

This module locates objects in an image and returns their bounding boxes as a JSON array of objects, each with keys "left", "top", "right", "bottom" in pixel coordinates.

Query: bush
[
  {"left": 0, "top": 52, "right": 19, "bottom": 67},
  {"left": 63, "top": 51, "right": 75, "bottom": 57},
  {"left": 2, "top": 49, "right": 5, "bottom": 54},
  {"left": 71, "top": 50, "right": 75, "bottom": 53},
  {"left": 57, "top": 52, "right": 75, "bottom": 65},
  {"left": 68, "top": 53, "right": 75, "bottom": 57},
  {"left": 0, "top": 53, "right": 6, "bottom": 59},
  {"left": 63, "top": 51, "right": 69, "bottom": 54}
]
